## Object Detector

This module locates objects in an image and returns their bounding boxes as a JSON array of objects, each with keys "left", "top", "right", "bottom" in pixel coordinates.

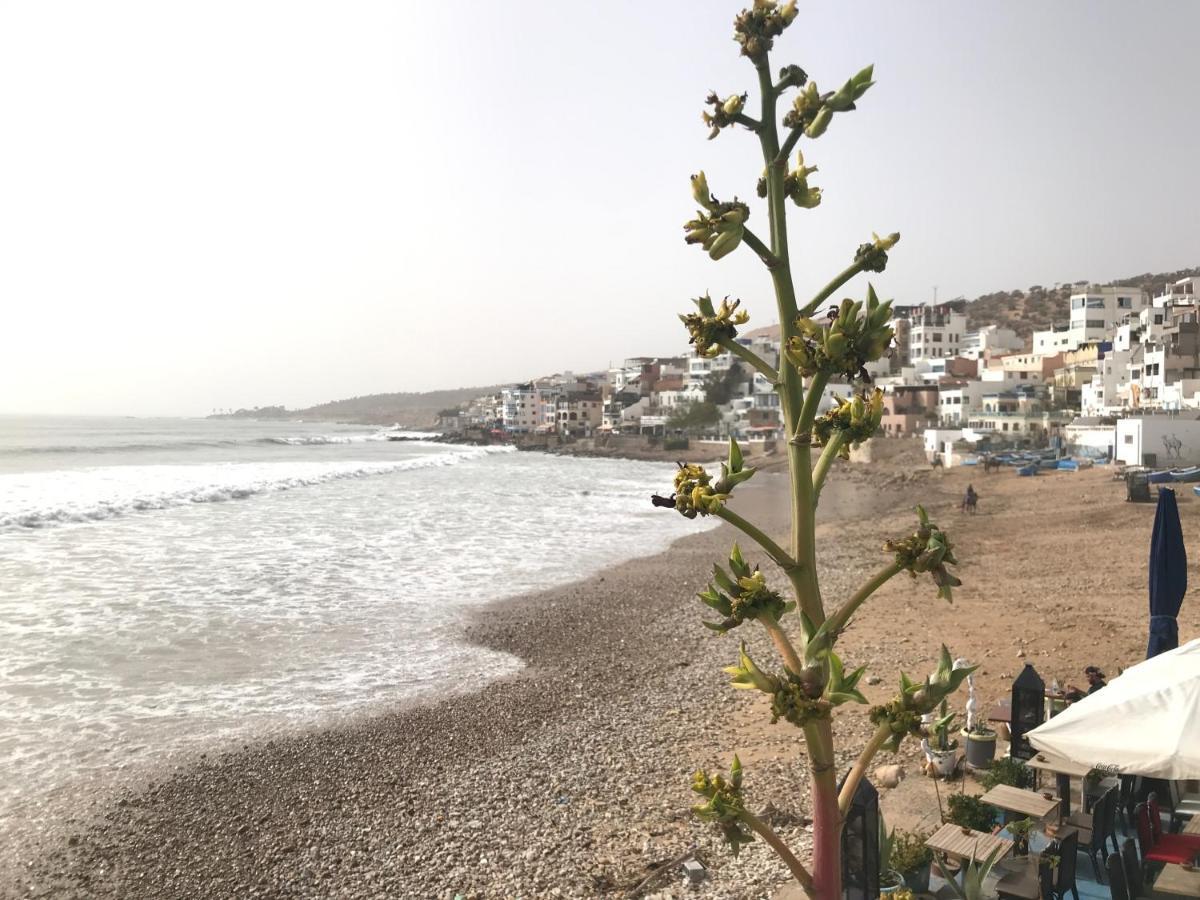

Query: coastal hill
[
  {"left": 746, "top": 264, "right": 1199, "bottom": 341},
  {"left": 211, "top": 386, "right": 504, "bottom": 427}
]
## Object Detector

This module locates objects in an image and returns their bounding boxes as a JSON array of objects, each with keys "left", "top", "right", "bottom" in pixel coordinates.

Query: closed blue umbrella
[{"left": 1148, "top": 488, "right": 1187, "bottom": 658}]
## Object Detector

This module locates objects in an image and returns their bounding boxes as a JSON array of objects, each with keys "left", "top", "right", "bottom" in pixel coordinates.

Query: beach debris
[{"left": 680, "top": 857, "right": 707, "bottom": 885}]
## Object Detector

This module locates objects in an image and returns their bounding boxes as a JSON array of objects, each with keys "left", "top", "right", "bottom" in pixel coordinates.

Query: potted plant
[
  {"left": 935, "top": 844, "right": 1006, "bottom": 900},
  {"left": 928, "top": 700, "right": 959, "bottom": 777},
  {"left": 946, "top": 793, "right": 996, "bottom": 833},
  {"left": 1083, "top": 763, "right": 1119, "bottom": 792},
  {"left": 878, "top": 815, "right": 906, "bottom": 895},
  {"left": 962, "top": 721, "right": 997, "bottom": 770},
  {"left": 1006, "top": 817, "right": 1036, "bottom": 857},
  {"left": 890, "top": 829, "right": 934, "bottom": 894}
]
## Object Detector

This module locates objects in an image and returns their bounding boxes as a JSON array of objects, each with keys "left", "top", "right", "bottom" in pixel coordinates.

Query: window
[
  {"left": 1086, "top": 297, "right": 1104, "bottom": 309},
  {"left": 1155, "top": 316, "right": 1164, "bottom": 325},
  {"left": 1118, "top": 297, "right": 1132, "bottom": 309},
  {"left": 1020, "top": 372, "right": 1028, "bottom": 379},
  {"left": 933, "top": 333, "right": 943, "bottom": 342},
  {"left": 1086, "top": 319, "right": 1105, "bottom": 329},
  {"left": 1124, "top": 434, "right": 1133, "bottom": 444},
  {"left": 1072, "top": 298, "right": 1086, "bottom": 310}
]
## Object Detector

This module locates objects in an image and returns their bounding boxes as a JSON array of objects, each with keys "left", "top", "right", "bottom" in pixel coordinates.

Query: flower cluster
[
  {"left": 698, "top": 543, "right": 793, "bottom": 633},
  {"left": 651, "top": 439, "right": 757, "bottom": 518},
  {"left": 726, "top": 642, "right": 867, "bottom": 727},
  {"left": 784, "top": 285, "right": 895, "bottom": 381},
  {"left": 732, "top": 0, "right": 797, "bottom": 62},
  {"left": 855, "top": 230, "right": 900, "bottom": 273},
  {"left": 702, "top": 91, "right": 749, "bottom": 140},
  {"left": 781, "top": 65, "right": 875, "bottom": 138},
  {"left": 812, "top": 389, "right": 884, "bottom": 457},
  {"left": 883, "top": 506, "right": 962, "bottom": 601},
  {"left": 679, "top": 293, "right": 749, "bottom": 358},
  {"left": 869, "top": 646, "right": 978, "bottom": 751},
  {"left": 684, "top": 172, "right": 752, "bottom": 261},
  {"left": 759, "top": 150, "right": 821, "bottom": 208},
  {"left": 691, "top": 756, "right": 755, "bottom": 855}
]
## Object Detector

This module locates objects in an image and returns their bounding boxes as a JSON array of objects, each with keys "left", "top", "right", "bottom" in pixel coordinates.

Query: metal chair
[
  {"left": 1120, "top": 838, "right": 1145, "bottom": 899},
  {"left": 1051, "top": 829, "right": 1080, "bottom": 900},
  {"left": 1166, "top": 779, "right": 1200, "bottom": 832},
  {"left": 1106, "top": 851, "right": 1130, "bottom": 900},
  {"left": 1065, "top": 786, "right": 1115, "bottom": 882}
]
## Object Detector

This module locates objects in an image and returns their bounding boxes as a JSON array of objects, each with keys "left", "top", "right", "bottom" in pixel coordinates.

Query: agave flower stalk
[{"left": 653, "top": 5, "right": 969, "bottom": 898}]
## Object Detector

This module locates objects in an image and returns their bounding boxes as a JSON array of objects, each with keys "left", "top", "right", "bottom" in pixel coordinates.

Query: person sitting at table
[{"left": 1065, "top": 665, "right": 1106, "bottom": 701}]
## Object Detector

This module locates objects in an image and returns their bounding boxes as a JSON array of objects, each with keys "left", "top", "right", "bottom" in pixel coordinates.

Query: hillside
[
  {"left": 746, "top": 265, "right": 1199, "bottom": 341},
  {"left": 210, "top": 386, "right": 504, "bottom": 427},
  {"left": 948, "top": 265, "right": 1200, "bottom": 337}
]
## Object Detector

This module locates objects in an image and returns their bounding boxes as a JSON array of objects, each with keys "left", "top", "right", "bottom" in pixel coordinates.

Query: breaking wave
[{"left": 0, "top": 445, "right": 512, "bottom": 530}]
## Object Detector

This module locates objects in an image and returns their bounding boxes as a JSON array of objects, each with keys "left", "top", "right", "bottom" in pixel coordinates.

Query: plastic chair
[
  {"left": 1147, "top": 792, "right": 1200, "bottom": 851},
  {"left": 1134, "top": 801, "right": 1195, "bottom": 877},
  {"left": 1120, "top": 838, "right": 1145, "bottom": 899},
  {"left": 1106, "top": 852, "right": 1130, "bottom": 900}
]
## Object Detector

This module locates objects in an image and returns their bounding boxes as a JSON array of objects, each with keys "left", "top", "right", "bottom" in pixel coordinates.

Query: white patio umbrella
[{"left": 1027, "top": 638, "right": 1200, "bottom": 779}]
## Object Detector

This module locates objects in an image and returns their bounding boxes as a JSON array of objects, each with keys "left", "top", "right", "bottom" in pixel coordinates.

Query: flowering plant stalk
[{"left": 654, "top": 5, "right": 972, "bottom": 897}]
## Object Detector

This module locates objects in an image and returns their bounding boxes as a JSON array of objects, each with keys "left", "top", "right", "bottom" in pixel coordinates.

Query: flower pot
[
  {"left": 930, "top": 749, "right": 958, "bottom": 778},
  {"left": 880, "top": 869, "right": 906, "bottom": 895},
  {"left": 903, "top": 864, "right": 931, "bottom": 895},
  {"left": 962, "top": 728, "right": 998, "bottom": 769}
]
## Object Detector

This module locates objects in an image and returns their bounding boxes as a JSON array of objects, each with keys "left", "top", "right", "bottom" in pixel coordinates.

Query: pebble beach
[{"left": 6, "top": 446, "right": 1199, "bottom": 899}]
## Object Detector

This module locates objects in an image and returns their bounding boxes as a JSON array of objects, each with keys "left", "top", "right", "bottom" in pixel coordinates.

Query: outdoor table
[
  {"left": 1026, "top": 751, "right": 1091, "bottom": 818},
  {"left": 1154, "top": 862, "right": 1200, "bottom": 897},
  {"left": 1185, "top": 814, "right": 1200, "bottom": 836},
  {"left": 987, "top": 697, "right": 1012, "bottom": 724},
  {"left": 925, "top": 822, "right": 1014, "bottom": 864},
  {"left": 980, "top": 784, "right": 1060, "bottom": 823}
]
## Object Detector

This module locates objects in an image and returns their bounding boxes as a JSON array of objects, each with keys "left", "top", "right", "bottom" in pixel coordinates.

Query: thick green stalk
[
  {"left": 756, "top": 53, "right": 839, "bottom": 900},
  {"left": 762, "top": 618, "right": 804, "bottom": 677}
]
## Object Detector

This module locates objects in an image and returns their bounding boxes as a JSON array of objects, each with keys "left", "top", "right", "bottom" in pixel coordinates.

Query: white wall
[{"left": 1115, "top": 416, "right": 1200, "bottom": 466}]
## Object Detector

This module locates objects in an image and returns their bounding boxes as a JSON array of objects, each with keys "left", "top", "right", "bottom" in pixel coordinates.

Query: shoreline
[
  {"left": 6, "top": 463, "right": 930, "bottom": 900},
  {"left": 12, "top": 449, "right": 1182, "bottom": 899}
]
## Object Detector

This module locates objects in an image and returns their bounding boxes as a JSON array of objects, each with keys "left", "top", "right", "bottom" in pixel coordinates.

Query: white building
[
  {"left": 904, "top": 305, "right": 969, "bottom": 362},
  {"left": 1033, "top": 286, "right": 1147, "bottom": 354},
  {"left": 961, "top": 325, "right": 1024, "bottom": 361},
  {"left": 938, "top": 381, "right": 987, "bottom": 425},
  {"left": 1115, "top": 414, "right": 1200, "bottom": 467}
]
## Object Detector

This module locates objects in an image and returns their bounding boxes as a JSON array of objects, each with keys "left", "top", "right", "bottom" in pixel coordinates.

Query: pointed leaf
[{"left": 728, "top": 437, "right": 744, "bottom": 474}]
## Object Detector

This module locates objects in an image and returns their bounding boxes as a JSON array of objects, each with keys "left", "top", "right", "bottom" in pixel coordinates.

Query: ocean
[{"left": 0, "top": 416, "right": 709, "bottom": 836}]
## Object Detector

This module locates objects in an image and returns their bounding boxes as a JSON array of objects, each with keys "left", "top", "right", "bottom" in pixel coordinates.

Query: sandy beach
[{"left": 6, "top": 444, "right": 1199, "bottom": 899}]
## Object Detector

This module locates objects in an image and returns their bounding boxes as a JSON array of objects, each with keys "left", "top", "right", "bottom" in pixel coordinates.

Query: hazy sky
[{"left": 3, "top": 1, "right": 1199, "bottom": 416}]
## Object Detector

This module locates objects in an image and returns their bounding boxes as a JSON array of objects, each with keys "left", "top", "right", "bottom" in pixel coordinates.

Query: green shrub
[
  {"left": 979, "top": 757, "right": 1034, "bottom": 791},
  {"left": 947, "top": 793, "right": 995, "bottom": 832},
  {"left": 890, "top": 829, "right": 933, "bottom": 876}
]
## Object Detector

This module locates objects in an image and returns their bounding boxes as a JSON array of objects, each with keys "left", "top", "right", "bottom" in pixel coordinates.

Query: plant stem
[
  {"left": 810, "top": 434, "right": 847, "bottom": 504},
  {"left": 837, "top": 723, "right": 893, "bottom": 817},
  {"left": 805, "top": 720, "right": 843, "bottom": 899},
  {"left": 824, "top": 561, "right": 905, "bottom": 638},
  {"left": 740, "top": 809, "right": 816, "bottom": 896},
  {"left": 731, "top": 112, "right": 762, "bottom": 132},
  {"left": 713, "top": 506, "right": 796, "bottom": 572},
  {"left": 799, "top": 257, "right": 870, "bottom": 319},
  {"left": 777, "top": 125, "right": 803, "bottom": 164},
  {"left": 762, "top": 618, "right": 804, "bottom": 676},
  {"left": 720, "top": 338, "right": 779, "bottom": 385},
  {"left": 797, "top": 373, "right": 829, "bottom": 439},
  {"left": 740, "top": 227, "right": 777, "bottom": 267}
]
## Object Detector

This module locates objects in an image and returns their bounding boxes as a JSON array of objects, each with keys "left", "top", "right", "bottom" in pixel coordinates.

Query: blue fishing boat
[
  {"left": 1057, "top": 459, "right": 1079, "bottom": 471},
  {"left": 1169, "top": 466, "right": 1200, "bottom": 483},
  {"left": 1147, "top": 470, "right": 1176, "bottom": 484},
  {"left": 1017, "top": 463, "right": 1038, "bottom": 476}
]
